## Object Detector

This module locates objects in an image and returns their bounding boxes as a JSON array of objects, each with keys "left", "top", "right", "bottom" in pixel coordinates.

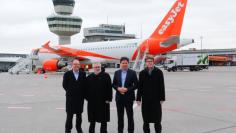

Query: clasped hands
[{"left": 118, "top": 87, "right": 128, "bottom": 95}]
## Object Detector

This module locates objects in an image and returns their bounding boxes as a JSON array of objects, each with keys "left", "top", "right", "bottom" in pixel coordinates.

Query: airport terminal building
[{"left": 82, "top": 24, "right": 136, "bottom": 43}]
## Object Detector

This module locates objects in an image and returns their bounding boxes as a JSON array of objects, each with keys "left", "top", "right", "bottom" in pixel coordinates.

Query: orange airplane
[{"left": 32, "top": 0, "right": 193, "bottom": 71}]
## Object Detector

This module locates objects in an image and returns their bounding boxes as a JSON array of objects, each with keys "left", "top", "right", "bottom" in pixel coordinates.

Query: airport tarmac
[{"left": 0, "top": 67, "right": 236, "bottom": 133}]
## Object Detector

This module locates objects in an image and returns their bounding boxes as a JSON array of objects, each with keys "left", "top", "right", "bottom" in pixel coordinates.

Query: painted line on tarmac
[
  {"left": 198, "top": 89, "right": 211, "bottom": 92},
  {"left": 227, "top": 86, "right": 236, "bottom": 89},
  {"left": 56, "top": 107, "right": 65, "bottom": 110},
  {"left": 56, "top": 104, "right": 138, "bottom": 111},
  {"left": 7, "top": 106, "right": 32, "bottom": 110},
  {"left": 227, "top": 90, "right": 236, "bottom": 93},
  {"left": 194, "top": 86, "right": 213, "bottom": 90},
  {"left": 163, "top": 107, "right": 184, "bottom": 112},
  {"left": 166, "top": 89, "right": 180, "bottom": 91},
  {"left": 203, "top": 125, "right": 236, "bottom": 133},
  {"left": 0, "top": 93, "right": 5, "bottom": 96},
  {"left": 19, "top": 94, "right": 35, "bottom": 97},
  {"left": 217, "top": 108, "right": 236, "bottom": 112}
]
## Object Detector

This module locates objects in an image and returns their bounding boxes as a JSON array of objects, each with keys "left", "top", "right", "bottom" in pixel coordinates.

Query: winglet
[{"left": 42, "top": 41, "right": 51, "bottom": 49}]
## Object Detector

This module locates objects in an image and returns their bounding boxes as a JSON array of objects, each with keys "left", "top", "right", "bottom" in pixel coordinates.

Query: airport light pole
[{"left": 200, "top": 36, "right": 203, "bottom": 55}]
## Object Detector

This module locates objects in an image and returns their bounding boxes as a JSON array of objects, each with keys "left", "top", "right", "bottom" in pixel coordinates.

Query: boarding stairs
[
  {"left": 132, "top": 48, "right": 149, "bottom": 72},
  {"left": 8, "top": 56, "right": 33, "bottom": 74}
]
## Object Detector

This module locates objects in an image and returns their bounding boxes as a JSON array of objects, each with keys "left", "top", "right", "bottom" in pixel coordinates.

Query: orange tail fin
[
  {"left": 132, "top": 0, "right": 188, "bottom": 60},
  {"left": 150, "top": 0, "right": 187, "bottom": 39}
]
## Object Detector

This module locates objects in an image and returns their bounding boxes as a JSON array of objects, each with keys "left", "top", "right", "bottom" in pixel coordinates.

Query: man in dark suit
[
  {"left": 136, "top": 56, "right": 165, "bottom": 133},
  {"left": 62, "top": 59, "right": 87, "bottom": 133},
  {"left": 112, "top": 57, "right": 138, "bottom": 133}
]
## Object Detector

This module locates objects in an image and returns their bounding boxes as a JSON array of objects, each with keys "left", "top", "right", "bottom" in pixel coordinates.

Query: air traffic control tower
[{"left": 47, "top": 0, "right": 82, "bottom": 45}]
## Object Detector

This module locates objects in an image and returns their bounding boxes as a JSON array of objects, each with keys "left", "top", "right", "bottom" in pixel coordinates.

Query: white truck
[{"left": 164, "top": 54, "right": 209, "bottom": 72}]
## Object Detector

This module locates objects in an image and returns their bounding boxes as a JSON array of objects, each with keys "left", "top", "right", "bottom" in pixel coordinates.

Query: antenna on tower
[
  {"left": 140, "top": 23, "right": 143, "bottom": 39},
  {"left": 106, "top": 16, "right": 109, "bottom": 24}
]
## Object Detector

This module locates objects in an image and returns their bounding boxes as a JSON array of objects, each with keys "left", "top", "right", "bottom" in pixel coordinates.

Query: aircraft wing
[
  {"left": 42, "top": 41, "right": 77, "bottom": 57},
  {"left": 42, "top": 41, "right": 119, "bottom": 61}
]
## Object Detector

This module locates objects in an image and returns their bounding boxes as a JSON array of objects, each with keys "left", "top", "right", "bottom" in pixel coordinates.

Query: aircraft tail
[
  {"left": 132, "top": 0, "right": 188, "bottom": 60},
  {"left": 150, "top": 0, "right": 187, "bottom": 39}
]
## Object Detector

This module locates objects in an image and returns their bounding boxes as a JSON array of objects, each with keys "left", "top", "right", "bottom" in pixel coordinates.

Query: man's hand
[
  {"left": 118, "top": 87, "right": 127, "bottom": 94},
  {"left": 118, "top": 87, "right": 124, "bottom": 92},
  {"left": 118, "top": 87, "right": 125, "bottom": 94},
  {"left": 137, "top": 101, "right": 141, "bottom": 106},
  {"left": 122, "top": 87, "right": 128, "bottom": 93},
  {"left": 105, "top": 101, "right": 110, "bottom": 104},
  {"left": 160, "top": 101, "right": 164, "bottom": 104}
]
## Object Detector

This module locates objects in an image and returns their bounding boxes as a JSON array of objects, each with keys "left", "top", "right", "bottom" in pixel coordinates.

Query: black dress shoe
[{"left": 77, "top": 129, "right": 83, "bottom": 133}]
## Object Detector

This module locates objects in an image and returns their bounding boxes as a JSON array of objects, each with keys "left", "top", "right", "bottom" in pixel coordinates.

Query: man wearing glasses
[
  {"left": 85, "top": 63, "right": 112, "bottom": 133},
  {"left": 63, "top": 59, "right": 87, "bottom": 133},
  {"left": 136, "top": 56, "right": 165, "bottom": 133}
]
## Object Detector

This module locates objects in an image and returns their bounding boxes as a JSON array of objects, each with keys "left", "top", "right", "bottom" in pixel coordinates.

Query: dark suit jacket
[
  {"left": 62, "top": 70, "right": 87, "bottom": 114},
  {"left": 112, "top": 69, "right": 138, "bottom": 101}
]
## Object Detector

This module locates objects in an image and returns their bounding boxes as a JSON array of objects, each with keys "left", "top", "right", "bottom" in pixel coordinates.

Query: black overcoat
[
  {"left": 86, "top": 72, "right": 112, "bottom": 122},
  {"left": 136, "top": 67, "right": 165, "bottom": 123},
  {"left": 62, "top": 70, "right": 87, "bottom": 114}
]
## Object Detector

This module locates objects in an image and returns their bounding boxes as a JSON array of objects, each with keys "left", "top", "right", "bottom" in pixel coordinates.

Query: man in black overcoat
[
  {"left": 85, "top": 63, "right": 112, "bottom": 133},
  {"left": 136, "top": 56, "right": 165, "bottom": 133},
  {"left": 112, "top": 57, "right": 138, "bottom": 133},
  {"left": 62, "top": 59, "right": 87, "bottom": 133}
]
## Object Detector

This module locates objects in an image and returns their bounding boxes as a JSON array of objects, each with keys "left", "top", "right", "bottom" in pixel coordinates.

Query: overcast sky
[{"left": 0, "top": 0, "right": 236, "bottom": 54}]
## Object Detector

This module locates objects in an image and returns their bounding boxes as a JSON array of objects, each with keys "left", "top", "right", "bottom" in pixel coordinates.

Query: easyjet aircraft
[{"left": 32, "top": 0, "right": 193, "bottom": 71}]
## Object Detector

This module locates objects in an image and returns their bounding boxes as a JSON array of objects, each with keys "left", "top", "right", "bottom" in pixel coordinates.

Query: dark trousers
[
  {"left": 89, "top": 122, "right": 107, "bottom": 133},
  {"left": 116, "top": 100, "right": 134, "bottom": 133},
  {"left": 143, "top": 122, "right": 162, "bottom": 133},
  {"left": 65, "top": 113, "right": 83, "bottom": 133}
]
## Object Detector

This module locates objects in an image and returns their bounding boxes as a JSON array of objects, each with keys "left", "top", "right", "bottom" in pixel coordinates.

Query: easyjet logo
[{"left": 158, "top": 1, "right": 185, "bottom": 35}]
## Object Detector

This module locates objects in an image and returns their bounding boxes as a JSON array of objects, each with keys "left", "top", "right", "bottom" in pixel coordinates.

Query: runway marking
[
  {"left": 166, "top": 88, "right": 180, "bottom": 91},
  {"left": 7, "top": 106, "right": 32, "bottom": 110},
  {"left": 198, "top": 89, "right": 211, "bottom": 92},
  {"left": 227, "top": 90, "right": 236, "bottom": 93},
  {"left": 19, "top": 94, "right": 35, "bottom": 97},
  {"left": 163, "top": 107, "right": 184, "bottom": 112},
  {"left": 0, "top": 93, "right": 5, "bottom": 96},
  {"left": 194, "top": 86, "right": 213, "bottom": 90},
  {"left": 217, "top": 108, "right": 236, "bottom": 112},
  {"left": 56, "top": 107, "right": 65, "bottom": 110},
  {"left": 203, "top": 125, "right": 236, "bottom": 133},
  {"left": 227, "top": 86, "right": 235, "bottom": 89},
  {"left": 55, "top": 104, "right": 138, "bottom": 111}
]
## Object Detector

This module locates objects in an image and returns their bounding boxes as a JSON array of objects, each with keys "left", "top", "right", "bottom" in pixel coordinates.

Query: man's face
[
  {"left": 145, "top": 59, "right": 154, "bottom": 69},
  {"left": 120, "top": 60, "right": 129, "bottom": 70},
  {"left": 93, "top": 63, "right": 101, "bottom": 74},
  {"left": 72, "top": 60, "right": 80, "bottom": 72}
]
